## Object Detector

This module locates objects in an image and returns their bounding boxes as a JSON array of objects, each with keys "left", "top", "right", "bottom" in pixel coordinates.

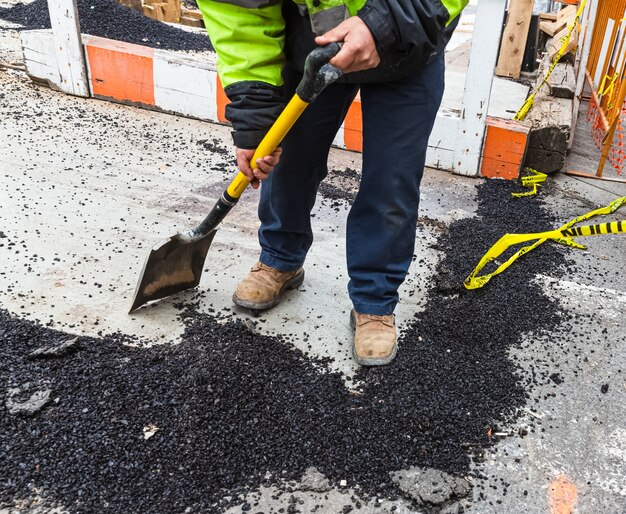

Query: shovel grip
[{"left": 296, "top": 42, "right": 343, "bottom": 103}]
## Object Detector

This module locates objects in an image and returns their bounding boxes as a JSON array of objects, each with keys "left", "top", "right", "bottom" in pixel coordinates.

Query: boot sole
[
  {"left": 232, "top": 269, "right": 305, "bottom": 311},
  {"left": 350, "top": 310, "right": 398, "bottom": 366}
]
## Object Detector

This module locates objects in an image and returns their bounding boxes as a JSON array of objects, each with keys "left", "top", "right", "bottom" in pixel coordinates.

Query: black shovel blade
[{"left": 129, "top": 230, "right": 217, "bottom": 313}]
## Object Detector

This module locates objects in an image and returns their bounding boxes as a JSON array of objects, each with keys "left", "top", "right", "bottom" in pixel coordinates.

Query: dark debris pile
[
  {"left": 318, "top": 167, "right": 360, "bottom": 210},
  {"left": 0, "top": 0, "right": 213, "bottom": 52},
  {"left": 0, "top": 181, "right": 571, "bottom": 512}
]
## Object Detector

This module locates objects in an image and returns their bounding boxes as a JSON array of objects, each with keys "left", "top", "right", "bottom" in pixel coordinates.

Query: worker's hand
[
  {"left": 315, "top": 17, "right": 380, "bottom": 73},
  {"left": 236, "top": 147, "right": 282, "bottom": 190}
]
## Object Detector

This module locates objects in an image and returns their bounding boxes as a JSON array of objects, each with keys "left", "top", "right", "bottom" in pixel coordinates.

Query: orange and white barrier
[{"left": 21, "top": 10, "right": 525, "bottom": 178}]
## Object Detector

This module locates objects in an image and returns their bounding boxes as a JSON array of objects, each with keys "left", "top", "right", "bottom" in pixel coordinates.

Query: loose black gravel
[
  {"left": 549, "top": 373, "right": 563, "bottom": 385},
  {"left": 1, "top": 181, "right": 573, "bottom": 512},
  {"left": 318, "top": 167, "right": 359, "bottom": 210},
  {"left": 0, "top": 0, "right": 213, "bottom": 52}
]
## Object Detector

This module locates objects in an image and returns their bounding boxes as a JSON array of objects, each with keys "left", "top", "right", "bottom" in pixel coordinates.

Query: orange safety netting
[{"left": 587, "top": 93, "right": 626, "bottom": 175}]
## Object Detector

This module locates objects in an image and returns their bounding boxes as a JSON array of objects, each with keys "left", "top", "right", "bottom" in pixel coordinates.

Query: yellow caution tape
[
  {"left": 512, "top": 168, "right": 548, "bottom": 197},
  {"left": 515, "top": 0, "right": 587, "bottom": 121},
  {"left": 464, "top": 196, "right": 626, "bottom": 290},
  {"left": 598, "top": 72, "right": 620, "bottom": 109}
]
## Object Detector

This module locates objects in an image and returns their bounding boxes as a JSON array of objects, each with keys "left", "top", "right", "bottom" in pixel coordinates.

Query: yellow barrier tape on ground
[
  {"left": 515, "top": 0, "right": 587, "bottom": 121},
  {"left": 512, "top": 168, "right": 548, "bottom": 197},
  {"left": 464, "top": 196, "right": 626, "bottom": 290}
]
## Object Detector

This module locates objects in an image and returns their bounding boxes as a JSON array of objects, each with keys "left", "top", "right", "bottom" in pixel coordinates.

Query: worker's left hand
[
  {"left": 236, "top": 147, "right": 282, "bottom": 190},
  {"left": 315, "top": 17, "right": 380, "bottom": 73}
]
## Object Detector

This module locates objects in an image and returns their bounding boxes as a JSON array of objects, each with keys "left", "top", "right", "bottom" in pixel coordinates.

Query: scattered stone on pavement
[
  {"left": 6, "top": 386, "right": 52, "bottom": 416},
  {"left": 390, "top": 467, "right": 471, "bottom": 507},
  {"left": 298, "top": 467, "right": 332, "bottom": 493},
  {"left": 27, "top": 337, "right": 80, "bottom": 360}
]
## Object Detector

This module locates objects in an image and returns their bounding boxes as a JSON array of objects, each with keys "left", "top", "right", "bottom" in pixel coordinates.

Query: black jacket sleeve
[
  {"left": 357, "top": 0, "right": 451, "bottom": 65},
  {"left": 224, "top": 81, "right": 285, "bottom": 149}
]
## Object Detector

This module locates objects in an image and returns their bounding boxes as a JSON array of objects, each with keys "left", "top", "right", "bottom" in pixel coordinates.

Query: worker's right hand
[{"left": 236, "top": 147, "right": 283, "bottom": 190}]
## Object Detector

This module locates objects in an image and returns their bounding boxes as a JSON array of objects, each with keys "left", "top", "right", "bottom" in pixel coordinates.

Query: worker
[{"left": 196, "top": 0, "right": 468, "bottom": 365}]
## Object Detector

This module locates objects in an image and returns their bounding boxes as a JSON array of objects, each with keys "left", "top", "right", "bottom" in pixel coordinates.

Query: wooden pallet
[
  {"left": 539, "top": 4, "right": 577, "bottom": 37},
  {"left": 180, "top": 6, "right": 204, "bottom": 28},
  {"left": 142, "top": 0, "right": 181, "bottom": 22},
  {"left": 117, "top": 0, "right": 204, "bottom": 27}
]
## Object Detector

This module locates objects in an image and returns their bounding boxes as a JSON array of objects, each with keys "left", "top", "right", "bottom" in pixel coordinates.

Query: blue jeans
[{"left": 258, "top": 53, "right": 445, "bottom": 315}]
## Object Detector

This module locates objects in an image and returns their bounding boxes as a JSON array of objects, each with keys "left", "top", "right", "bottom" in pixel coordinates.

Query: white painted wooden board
[
  {"left": 21, "top": 29, "right": 61, "bottom": 88},
  {"left": 453, "top": 0, "right": 506, "bottom": 176},
  {"left": 426, "top": 114, "right": 458, "bottom": 171},
  {"left": 153, "top": 50, "right": 218, "bottom": 121},
  {"left": 47, "top": 0, "right": 89, "bottom": 96}
]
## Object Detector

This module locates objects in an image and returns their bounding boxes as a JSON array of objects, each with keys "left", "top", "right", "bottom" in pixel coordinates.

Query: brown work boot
[
  {"left": 232, "top": 262, "right": 304, "bottom": 311},
  {"left": 350, "top": 310, "right": 397, "bottom": 366}
]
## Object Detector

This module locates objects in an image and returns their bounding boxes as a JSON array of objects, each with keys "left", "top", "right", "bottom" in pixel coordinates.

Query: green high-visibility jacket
[{"left": 196, "top": 0, "right": 467, "bottom": 148}]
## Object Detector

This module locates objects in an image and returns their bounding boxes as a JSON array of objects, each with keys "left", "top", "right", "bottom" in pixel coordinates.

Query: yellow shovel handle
[{"left": 226, "top": 95, "right": 309, "bottom": 199}]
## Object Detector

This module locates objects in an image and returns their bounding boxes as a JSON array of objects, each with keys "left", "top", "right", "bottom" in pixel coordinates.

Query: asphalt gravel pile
[
  {"left": 0, "top": 181, "right": 571, "bottom": 512},
  {"left": 0, "top": 0, "right": 213, "bottom": 52}
]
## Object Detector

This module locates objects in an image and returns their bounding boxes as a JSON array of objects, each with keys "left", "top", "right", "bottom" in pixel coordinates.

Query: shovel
[{"left": 129, "top": 43, "right": 343, "bottom": 313}]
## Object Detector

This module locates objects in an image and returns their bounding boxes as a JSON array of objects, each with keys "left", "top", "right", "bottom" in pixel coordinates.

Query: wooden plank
[
  {"left": 565, "top": 170, "right": 626, "bottom": 183},
  {"left": 481, "top": 117, "right": 530, "bottom": 180},
  {"left": 548, "top": 62, "right": 576, "bottom": 98},
  {"left": 141, "top": 0, "right": 180, "bottom": 22},
  {"left": 83, "top": 35, "right": 155, "bottom": 105},
  {"left": 118, "top": 0, "right": 142, "bottom": 11},
  {"left": 179, "top": 15, "right": 204, "bottom": 28},
  {"left": 548, "top": 23, "right": 579, "bottom": 60},
  {"left": 142, "top": 4, "right": 154, "bottom": 17},
  {"left": 427, "top": 114, "right": 458, "bottom": 171},
  {"left": 162, "top": 0, "right": 181, "bottom": 22},
  {"left": 153, "top": 49, "right": 217, "bottom": 121},
  {"left": 553, "top": 5, "right": 577, "bottom": 34},
  {"left": 47, "top": 0, "right": 89, "bottom": 96},
  {"left": 481, "top": 157, "right": 523, "bottom": 179},
  {"left": 540, "top": 12, "right": 558, "bottom": 21},
  {"left": 495, "top": 0, "right": 535, "bottom": 79},
  {"left": 182, "top": 7, "right": 203, "bottom": 19},
  {"left": 540, "top": 20, "right": 557, "bottom": 36},
  {"left": 21, "top": 29, "right": 61, "bottom": 89},
  {"left": 557, "top": 4, "right": 577, "bottom": 23},
  {"left": 152, "top": 3, "right": 165, "bottom": 21},
  {"left": 523, "top": 74, "right": 573, "bottom": 173},
  {"left": 454, "top": 0, "right": 506, "bottom": 176}
]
